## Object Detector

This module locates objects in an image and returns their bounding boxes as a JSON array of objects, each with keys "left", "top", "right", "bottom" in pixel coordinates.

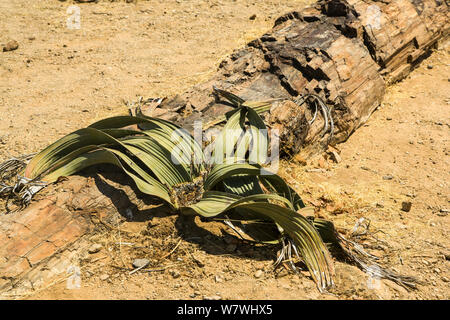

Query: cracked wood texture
[
  {"left": 0, "top": 175, "right": 142, "bottom": 296},
  {"left": 145, "top": 0, "right": 448, "bottom": 157},
  {"left": 1, "top": 0, "right": 448, "bottom": 296}
]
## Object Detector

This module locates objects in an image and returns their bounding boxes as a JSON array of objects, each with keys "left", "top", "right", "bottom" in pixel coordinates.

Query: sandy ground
[{"left": 0, "top": 0, "right": 449, "bottom": 300}]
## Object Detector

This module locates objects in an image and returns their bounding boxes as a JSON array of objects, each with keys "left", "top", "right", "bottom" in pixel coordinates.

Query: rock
[
  {"left": 170, "top": 270, "right": 181, "bottom": 279},
  {"left": 401, "top": 201, "right": 412, "bottom": 212},
  {"left": 3, "top": 40, "right": 19, "bottom": 52},
  {"left": 427, "top": 64, "right": 433, "bottom": 69},
  {"left": 0, "top": 135, "right": 8, "bottom": 145},
  {"left": 275, "top": 269, "right": 289, "bottom": 278},
  {"left": 249, "top": 14, "right": 257, "bottom": 20},
  {"left": 383, "top": 174, "right": 394, "bottom": 180},
  {"left": 132, "top": 258, "right": 150, "bottom": 269},
  {"left": 88, "top": 243, "right": 102, "bottom": 254},
  {"left": 215, "top": 275, "right": 223, "bottom": 283},
  {"left": 329, "top": 151, "right": 341, "bottom": 163},
  {"left": 317, "top": 157, "right": 329, "bottom": 169},
  {"left": 254, "top": 270, "right": 264, "bottom": 279},
  {"left": 193, "top": 257, "right": 205, "bottom": 268},
  {"left": 224, "top": 275, "right": 233, "bottom": 281},
  {"left": 99, "top": 274, "right": 109, "bottom": 281},
  {"left": 203, "top": 295, "right": 222, "bottom": 300}
]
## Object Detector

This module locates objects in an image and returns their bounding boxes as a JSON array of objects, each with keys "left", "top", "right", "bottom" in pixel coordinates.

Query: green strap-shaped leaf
[
  {"left": 122, "top": 137, "right": 190, "bottom": 186},
  {"left": 205, "top": 163, "right": 296, "bottom": 204},
  {"left": 246, "top": 106, "right": 268, "bottom": 165},
  {"left": 204, "top": 162, "right": 260, "bottom": 190},
  {"left": 25, "top": 125, "right": 191, "bottom": 189},
  {"left": 212, "top": 107, "right": 247, "bottom": 165},
  {"left": 43, "top": 148, "right": 172, "bottom": 205},
  {"left": 183, "top": 192, "right": 334, "bottom": 290},
  {"left": 222, "top": 175, "right": 264, "bottom": 197},
  {"left": 24, "top": 128, "right": 138, "bottom": 179},
  {"left": 89, "top": 115, "right": 177, "bottom": 132},
  {"left": 90, "top": 115, "right": 205, "bottom": 177},
  {"left": 141, "top": 128, "right": 204, "bottom": 178},
  {"left": 213, "top": 87, "right": 245, "bottom": 107}
]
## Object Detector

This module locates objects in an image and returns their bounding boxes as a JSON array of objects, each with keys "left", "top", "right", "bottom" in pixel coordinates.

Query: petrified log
[
  {"left": 1, "top": 0, "right": 448, "bottom": 296},
  {"left": 0, "top": 174, "right": 152, "bottom": 296},
  {"left": 143, "top": 0, "right": 448, "bottom": 157}
]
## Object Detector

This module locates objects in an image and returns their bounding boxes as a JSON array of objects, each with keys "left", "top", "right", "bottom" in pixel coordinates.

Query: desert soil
[{"left": 0, "top": 0, "right": 449, "bottom": 300}]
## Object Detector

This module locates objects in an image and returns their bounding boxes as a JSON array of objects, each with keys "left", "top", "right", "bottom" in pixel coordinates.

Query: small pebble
[
  {"left": 170, "top": 270, "right": 181, "bottom": 279},
  {"left": 132, "top": 258, "right": 150, "bottom": 269},
  {"left": 329, "top": 151, "right": 341, "bottom": 163},
  {"left": 3, "top": 40, "right": 19, "bottom": 52},
  {"left": 88, "top": 243, "right": 102, "bottom": 254},
  {"left": 254, "top": 270, "right": 264, "bottom": 279},
  {"left": 99, "top": 274, "right": 109, "bottom": 281},
  {"left": 401, "top": 201, "right": 412, "bottom": 212}
]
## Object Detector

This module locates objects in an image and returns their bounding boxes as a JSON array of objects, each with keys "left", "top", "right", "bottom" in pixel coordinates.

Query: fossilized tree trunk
[
  {"left": 146, "top": 0, "right": 448, "bottom": 157},
  {"left": 1, "top": 0, "right": 448, "bottom": 296}
]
